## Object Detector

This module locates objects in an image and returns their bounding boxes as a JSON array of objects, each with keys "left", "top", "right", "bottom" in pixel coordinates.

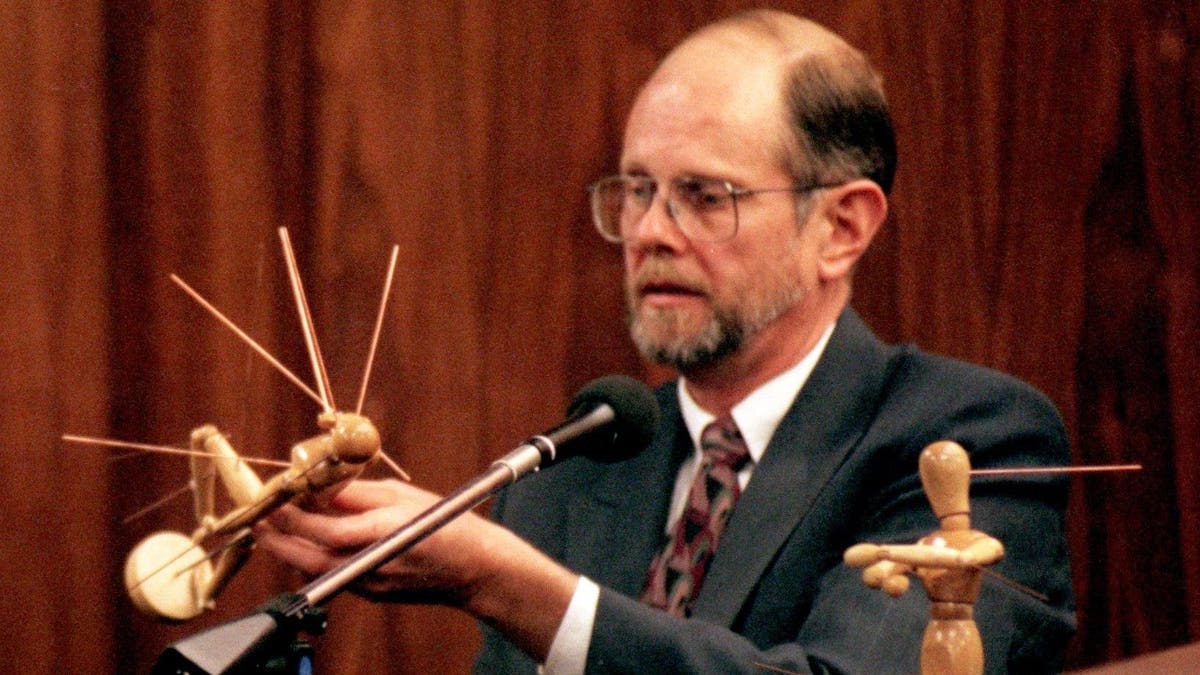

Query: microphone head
[{"left": 566, "top": 375, "right": 660, "bottom": 462}]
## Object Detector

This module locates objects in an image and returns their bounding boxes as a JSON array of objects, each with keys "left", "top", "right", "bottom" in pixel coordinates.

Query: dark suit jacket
[{"left": 475, "top": 309, "right": 1075, "bottom": 673}]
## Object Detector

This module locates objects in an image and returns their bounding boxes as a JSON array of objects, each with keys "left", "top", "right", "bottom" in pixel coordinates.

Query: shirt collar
[{"left": 678, "top": 321, "right": 836, "bottom": 464}]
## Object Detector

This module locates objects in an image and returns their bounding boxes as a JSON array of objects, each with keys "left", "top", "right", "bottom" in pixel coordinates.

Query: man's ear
[{"left": 817, "top": 179, "right": 888, "bottom": 282}]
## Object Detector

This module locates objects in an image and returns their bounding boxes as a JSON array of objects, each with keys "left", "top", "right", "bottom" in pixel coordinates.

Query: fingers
[
  {"left": 256, "top": 480, "right": 445, "bottom": 573},
  {"left": 254, "top": 517, "right": 344, "bottom": 577},
  {"left": 255, "top": 515, "right": 430, "bottom": 602},
  {"left": 861, "top": 559, "right": 913, "bottom": 597},
  {"left": 256, "top": 502, "right": 419, "bottom": 585},
  {"left": 328, "top": 478, "right": 410, "bottom": 511},
  {"left": 255, "top": 479, "right": 477, "bottom": 603},
  {"left": 264, "top": 501, "right": 407, "bottom": 552}
]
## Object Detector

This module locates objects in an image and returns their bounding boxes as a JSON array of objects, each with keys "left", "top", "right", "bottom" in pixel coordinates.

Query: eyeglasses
[{"left": 587, "top": 174, "right": 840, "bottom": 244}]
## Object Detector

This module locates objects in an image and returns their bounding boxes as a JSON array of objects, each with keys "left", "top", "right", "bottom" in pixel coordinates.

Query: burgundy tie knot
[{"left": 700, "top": 414, "right": 751, "bottom": 473}]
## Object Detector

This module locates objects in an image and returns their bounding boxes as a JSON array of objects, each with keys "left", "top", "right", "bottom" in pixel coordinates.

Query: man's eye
[
  {"left": 628, "top": 181, "right": 656, "bottom": 202},
  {"left": 677, "top": 180, "right": 728, "bottom": 210}
]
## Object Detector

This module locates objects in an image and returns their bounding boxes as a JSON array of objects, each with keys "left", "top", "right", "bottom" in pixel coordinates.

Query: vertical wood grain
[{"left": 0, "top": 1, "right": 1196, "bottom": 671}]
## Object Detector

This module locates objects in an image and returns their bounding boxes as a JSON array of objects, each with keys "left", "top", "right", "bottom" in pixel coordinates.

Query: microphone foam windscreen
[{"left": 568, "top": 375, "right": 660, "bottom": 460}]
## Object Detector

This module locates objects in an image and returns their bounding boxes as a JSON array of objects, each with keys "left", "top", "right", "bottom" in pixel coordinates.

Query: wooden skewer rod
[
  {"left": 123, "top": 482, "right": 198, "bottom": 525},
  {"left": 970, "top": 464, "right": 1142, "bottom": 476},
  {"left": 127, "top": 540, "right": 206, "bottom": 593},
  {"left": 356, "top": 244, "right": 400, "bottom": 416},
  {"left": 172, "top": 530, "right": 254, "bottom": 579},
  {"left": 62, "top": 434, "right": 291, "bottom": 468},
  {"left": 279, "top": 227, "right": 336, "bottom": 413},
  {"left": 350, "top": 244, "right": 411, "bottom": 482},
  {"left": 170, "top": 274, "right": 326, "bottom": 408},
  {"left": 981, "top": 567, "right": 1049, "bottom": 602},
  {"left": 378, "top": 450, "right": 412, "bottom": 482}
]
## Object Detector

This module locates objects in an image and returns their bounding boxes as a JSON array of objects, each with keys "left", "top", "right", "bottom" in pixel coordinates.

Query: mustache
[{"left": 629, "top": 260, "right": 711, "bottom": 297}]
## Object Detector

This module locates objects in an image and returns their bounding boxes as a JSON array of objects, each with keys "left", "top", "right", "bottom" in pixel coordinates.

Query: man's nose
[{"left": 626, "top": 193, "right": 688, "bottom": 250}]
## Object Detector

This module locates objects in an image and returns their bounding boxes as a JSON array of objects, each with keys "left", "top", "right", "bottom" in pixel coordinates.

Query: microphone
[{"left": 512, "top": 374, "right": 660, "bottom": 467}]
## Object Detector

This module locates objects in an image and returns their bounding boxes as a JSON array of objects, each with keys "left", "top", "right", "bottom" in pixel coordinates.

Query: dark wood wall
[{"left": 2, "top": 1, "right": 1196, "bottom": 672}]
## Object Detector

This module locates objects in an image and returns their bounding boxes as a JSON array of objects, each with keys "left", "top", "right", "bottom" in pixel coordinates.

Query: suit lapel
[
  {"left": 692, "top": 309, "right": 895, "bottom": 624},
  {"left": 562, "top": 386, "right": 689, "bottom": 597}
]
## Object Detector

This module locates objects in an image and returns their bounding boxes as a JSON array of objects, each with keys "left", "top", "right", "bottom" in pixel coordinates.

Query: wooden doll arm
[
  {"left": 958, "top": 536, "right": 1004, "bottom": 567},
  {"left": 846, "top": 542, "right": 975, "bottom": 569}
]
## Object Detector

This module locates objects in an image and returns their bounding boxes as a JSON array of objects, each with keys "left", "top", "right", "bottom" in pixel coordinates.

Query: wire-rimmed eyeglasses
[{"left": 586, "top": 174, "right": 841, "bottom": 244}]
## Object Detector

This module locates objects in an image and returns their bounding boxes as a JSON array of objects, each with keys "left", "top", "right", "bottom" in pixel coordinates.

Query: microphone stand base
[{"left": 151, "top": 593, "right": 326, "bottom": 675}]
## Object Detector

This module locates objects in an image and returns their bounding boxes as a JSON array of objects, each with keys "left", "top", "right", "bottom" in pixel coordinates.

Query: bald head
[
  {"left": 636, "top": 10, "right": 896, "bottom": 194},
  {"left": 678, "top": 10, "right": 851, "bottom": 59}
]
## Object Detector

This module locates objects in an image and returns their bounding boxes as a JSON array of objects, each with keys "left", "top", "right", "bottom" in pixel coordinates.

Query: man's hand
[{"left": 255, "top": 479, "right": 579, "bottom": 660}]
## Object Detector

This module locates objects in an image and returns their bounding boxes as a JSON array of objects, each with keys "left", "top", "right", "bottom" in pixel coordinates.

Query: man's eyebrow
[{"left": 672, "top": 172, "right": 740, "bottom": 190}]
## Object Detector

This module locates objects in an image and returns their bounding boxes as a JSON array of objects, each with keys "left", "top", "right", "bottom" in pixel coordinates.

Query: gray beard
[
  {"left": 627, "top": 281, "right": 804, "bottom": 372},
  {"left": 628, "top": 305, "right": 744, "bottom": 371}
]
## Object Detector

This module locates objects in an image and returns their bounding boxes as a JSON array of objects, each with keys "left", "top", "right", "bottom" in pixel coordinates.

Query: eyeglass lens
[{"left": 591, "top": 176, "right": 737, "bottom": 243}]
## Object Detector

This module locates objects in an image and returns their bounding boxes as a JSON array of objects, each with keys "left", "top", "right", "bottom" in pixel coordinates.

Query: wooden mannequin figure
[
  {"left": 844, "top": 441, "right": 1004, "bottom": 675},
  {"left": 105, "top": 228, "right": 405, "bottom": 622},
  {"left": 124, "top": 412, "right": 382, "bottom": 621}
]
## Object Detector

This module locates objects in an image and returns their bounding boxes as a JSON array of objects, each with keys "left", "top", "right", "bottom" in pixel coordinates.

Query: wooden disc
[{"left": 124, "top": 531, "right": 213, "bottom": 621}]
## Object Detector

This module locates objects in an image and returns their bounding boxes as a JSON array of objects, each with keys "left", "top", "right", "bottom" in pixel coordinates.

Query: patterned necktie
[{"left": 641, "top": 414, "right": 752, "bottom": 617}]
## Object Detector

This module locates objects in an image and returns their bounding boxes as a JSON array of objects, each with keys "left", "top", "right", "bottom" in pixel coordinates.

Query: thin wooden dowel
[
  {"left": 63, "top": 434, "right": 291, "bottom": 468},
  {"left": 172, "top": 529, "right": 254, "bottom": 579},
  {"left": 279, "top": 227, "right": 335, "bottom": 412},
  {"left": 970, "top": 464, "right": 1142, "bottom": 476},
  {"left": 378, "top": 450, "right": 412, "bottom": 482},
  {"left": 122, "top": 482, "right": 197, "bottom": 525},
  {"left": 170, "top": 274, "right": 326, "bottom": 408},
  {"left": 356, "top": 244, "right": 400, "bottom": 415},
  {"left": 981, "top": 567, "right": 1050, "bottom": 603}
]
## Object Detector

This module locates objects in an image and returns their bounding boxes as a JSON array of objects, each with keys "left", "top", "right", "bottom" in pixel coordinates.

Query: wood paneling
[{"left": 1, "top": 1, "right": 1196, "bottom": 671}]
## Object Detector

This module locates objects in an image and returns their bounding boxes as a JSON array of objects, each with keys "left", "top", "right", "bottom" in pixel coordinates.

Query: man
[{"left": 257, "top": 10, "right": 1075, "bottom": 673}]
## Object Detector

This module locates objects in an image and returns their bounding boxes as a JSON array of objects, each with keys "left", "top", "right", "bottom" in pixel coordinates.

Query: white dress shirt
[{"left": 541, "top": 324, "right": 836, "bottom": 674}]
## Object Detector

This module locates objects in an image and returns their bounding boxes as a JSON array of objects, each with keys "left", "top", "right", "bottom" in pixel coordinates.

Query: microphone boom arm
[
  {"left": 303, "top": 400, "right": 617, "bottom": 605},
  {"left": 301, "top": 439, "right": 546, "bottom": 606}
]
